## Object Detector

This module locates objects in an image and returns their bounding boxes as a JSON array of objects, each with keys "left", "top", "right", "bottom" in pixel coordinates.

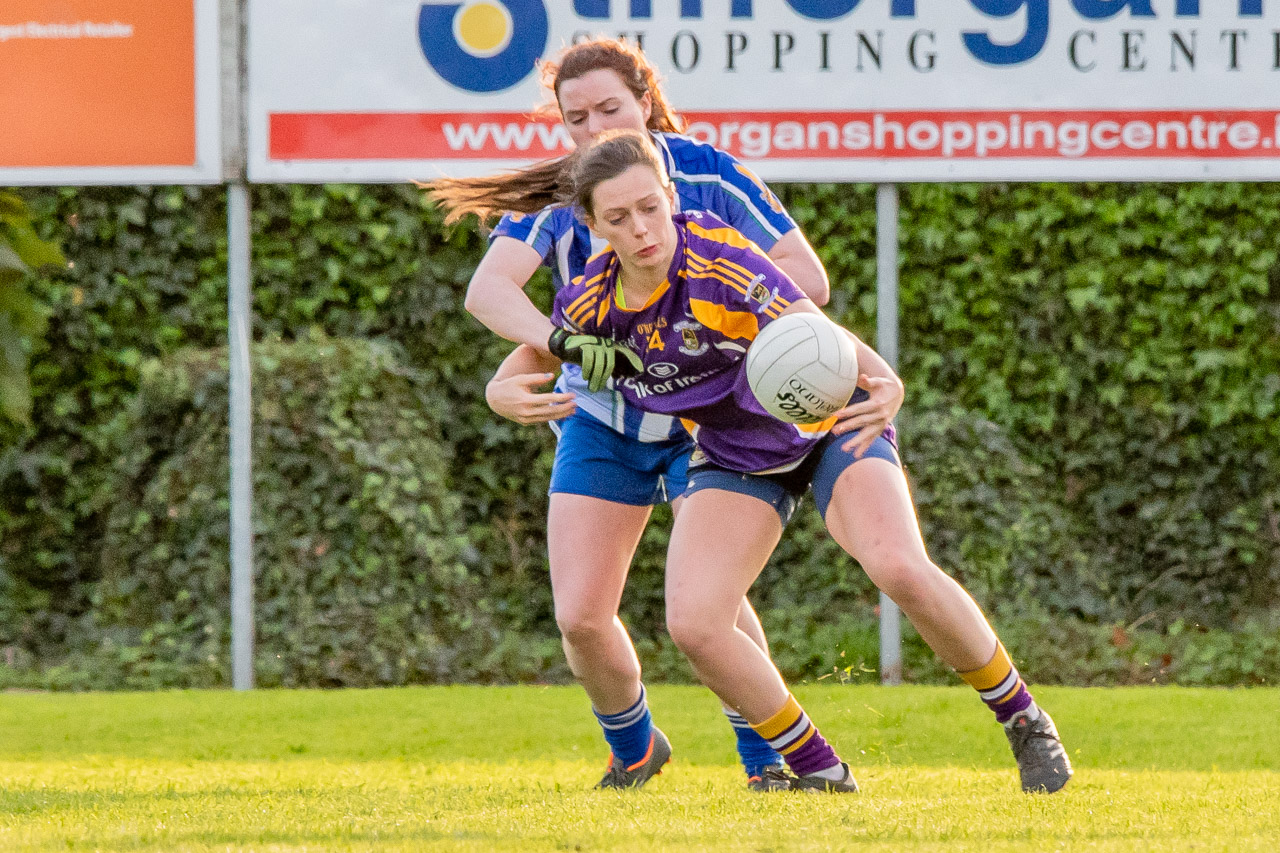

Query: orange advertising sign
[{"left": 0, "top": 1, "right": 204, "bottom": 173}]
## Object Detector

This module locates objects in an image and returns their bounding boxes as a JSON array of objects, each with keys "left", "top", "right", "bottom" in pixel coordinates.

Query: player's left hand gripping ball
[{"left": 549, "top": 329, "right": 643, "bottom": 392}]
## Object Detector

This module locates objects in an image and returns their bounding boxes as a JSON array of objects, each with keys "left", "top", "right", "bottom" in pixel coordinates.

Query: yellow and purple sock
[
  {"left": 593, "top": 685, "right": 653, "bottom": 768},
  {"left": 751, "top": 694, "right": 841, "bottom": 778},
  {"left": 959, "top": 641, "right": 1035, "bottom": 724},
  {"left": 725, "top": 709, "right": 784, "bottom": 778}
]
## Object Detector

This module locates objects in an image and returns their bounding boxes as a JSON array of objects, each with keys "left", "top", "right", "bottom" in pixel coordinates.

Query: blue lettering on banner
[
  {"left": 962, "top": 0, "right": 1050, "bottom": 66},
  {"left": 677, "top": 0, "right": 881, "bottom": 21},
  {"left": 583, "top": 0, "right": 1272, "bottom": 23},
  {"left": 574, "top": 0, "right": 651, "bottom": 18},
  {"left": 418, "top": 0, "right": 549, "bottom": 93},
  {"left": 785, "top": 0, "right": 863, "bottom": 20},
  {"left": 1073, "top": 0, "right": 1155, "bottom": 18},
  {"left": 1174, "top": 1, "right": 1265, "bottom": 12},
  {"left": 569, "top": 0, "right": 1272, "bottom": 66}
]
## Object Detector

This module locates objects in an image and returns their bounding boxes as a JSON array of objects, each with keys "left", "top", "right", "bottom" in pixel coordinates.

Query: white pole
[
  {"left": 876, "top": 183, "right": 903, "bottom": 686},
  {"left": 222, "top": 0, "right": 254, "bottom": 689},
  {"left": 228, "top": 183, "right": 254, "bottom": 691}
]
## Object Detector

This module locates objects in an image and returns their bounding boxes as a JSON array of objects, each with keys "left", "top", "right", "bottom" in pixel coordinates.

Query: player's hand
[
  {"left": 485, "top": 372, "right": 577, "bottom": 425},
  {"left": 830, "top": 373, "right": 904, "bottom": 458},
  {"left": 548, "top": 329, "right": 643, "bottom": 393}
]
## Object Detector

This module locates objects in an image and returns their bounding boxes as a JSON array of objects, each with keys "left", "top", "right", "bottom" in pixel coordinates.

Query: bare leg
[
  {"left": 548, "top": 493, "right": 652, "bottom": 714},
  {"left": 823, "top": 459, "right": 997, "bottom": 671},
  {"left": 671, "top": 493, "right": 771, "bottom": 710},
  {"left": 824, "top": 457, "right": 1071, "bottom": 792},
  {"left": 664, "top": 489, "right": 792, "bottom": 721}
]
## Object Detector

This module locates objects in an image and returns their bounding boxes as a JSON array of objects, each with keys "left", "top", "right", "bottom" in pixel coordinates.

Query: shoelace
[
  {"left": 760, "top": 766, "right": 795, "bottom": 786},
  {"left": 1008, "top": 719, "right": 1056, "bottom": 753},
  {"left": 599, "top": 758, "right": 636, "bottom": 787}
]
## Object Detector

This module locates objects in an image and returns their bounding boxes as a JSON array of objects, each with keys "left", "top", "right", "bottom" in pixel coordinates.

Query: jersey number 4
[{"left": 647, "top": 330, "right": 665, "bottom": 351}]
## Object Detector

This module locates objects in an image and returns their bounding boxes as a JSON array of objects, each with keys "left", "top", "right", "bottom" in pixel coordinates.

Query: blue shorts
[
  {"left": 683, "top": 431, "right": 901, "bottom": 525},
  {"left": 549, "top": 413, "right": 694, "bottom": 506}
]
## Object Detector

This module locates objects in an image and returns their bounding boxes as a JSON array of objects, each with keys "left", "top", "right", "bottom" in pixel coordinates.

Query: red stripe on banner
[
  {"left": 269, "top": 110, "right": 1280, "bottom": 161},
  {"left": 269, "top": 112, "right": 571, "bottom": 160}
]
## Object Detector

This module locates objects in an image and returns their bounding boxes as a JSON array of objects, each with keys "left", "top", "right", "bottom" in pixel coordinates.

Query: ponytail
[{"left": 424, "top": 158, "right": 567, "bottom": 226}]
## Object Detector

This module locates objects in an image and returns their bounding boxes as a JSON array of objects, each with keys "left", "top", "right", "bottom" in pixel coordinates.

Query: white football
[{"left": 745, "top": 312, "right": 859, "bottom": 424}]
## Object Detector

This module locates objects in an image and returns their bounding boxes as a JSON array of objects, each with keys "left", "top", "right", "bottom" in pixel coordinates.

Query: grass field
[{"left": 0, "top": 684, "right": 1277, "bottom": 851}]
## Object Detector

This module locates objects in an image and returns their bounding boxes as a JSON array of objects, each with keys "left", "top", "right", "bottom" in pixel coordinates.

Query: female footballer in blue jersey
[
  {"left": 429, "top": 38, "right": 834, "bottom": 791},
  {"left": 514, "top": 130, "right": 1072, "bottom": 794}
]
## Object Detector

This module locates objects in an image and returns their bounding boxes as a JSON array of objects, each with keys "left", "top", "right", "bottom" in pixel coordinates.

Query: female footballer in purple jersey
[
  {"left": 430, "top": 39, "right": 835, "bottom": 791},
  {"left": 514, "top": 130, "right": 1073, "bottom": 794}
]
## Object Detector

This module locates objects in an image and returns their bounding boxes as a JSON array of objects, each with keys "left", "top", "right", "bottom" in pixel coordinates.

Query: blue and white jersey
[{"left": 491, "top": 131, "right": 798, "bottom": 442}]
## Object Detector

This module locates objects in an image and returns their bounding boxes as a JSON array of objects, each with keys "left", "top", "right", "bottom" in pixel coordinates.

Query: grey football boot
[
  {"left": 791, "top": 762, "right": 860, "bottom": 793},
  {"left": 1005, "top": 709, "right": 1073, "bottom": 793},
  {"left": 595, "top": 727, "right": 672, "bottom": 790}
]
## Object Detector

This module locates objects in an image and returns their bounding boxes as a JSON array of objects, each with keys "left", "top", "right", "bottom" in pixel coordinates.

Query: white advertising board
[
  {"left": 0, "top": 0, "right": 222, "bottom": 186},
  {"left": 249, "top": 1, "right": 1280, "bottom": 182}
]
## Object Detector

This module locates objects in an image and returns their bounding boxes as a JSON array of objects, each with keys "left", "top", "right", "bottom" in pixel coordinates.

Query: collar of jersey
[{"left": 614, "top": 277, "right": 669, "bottom": 312}]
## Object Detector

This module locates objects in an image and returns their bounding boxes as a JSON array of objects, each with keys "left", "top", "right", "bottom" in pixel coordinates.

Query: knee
[
  {"left": 666, "top": 604, "right": 724, "bottom": 662},
  {"left": 555, "top": 603, "right": 614, "bottom": 649},
  {"left": 867, "top": 552, "right": 945, "bottom": 611}
]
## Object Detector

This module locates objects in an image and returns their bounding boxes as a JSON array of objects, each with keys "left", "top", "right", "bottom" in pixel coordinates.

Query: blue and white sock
[
  {"left": 594, "top": 685, "right": 654, "bottom": 768},
  {"left": 726, "top": 709, "right": 785, "bottom": 778}
]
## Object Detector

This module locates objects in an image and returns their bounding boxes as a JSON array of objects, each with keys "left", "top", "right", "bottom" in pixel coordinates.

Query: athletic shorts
[
  {"left": 549, "top": 412, "right": 695, "bottom": 506},
  {"left": 683, "top": 430, "right": 901, "bottom": 525}
]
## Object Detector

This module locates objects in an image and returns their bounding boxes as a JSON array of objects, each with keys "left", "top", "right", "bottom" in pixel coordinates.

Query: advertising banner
[
  {"left": 1, "top": 0, "right": 221, "bottom": 186},
  {"left": 251, "top": 1, "right": 1280, "bottom": 182}
]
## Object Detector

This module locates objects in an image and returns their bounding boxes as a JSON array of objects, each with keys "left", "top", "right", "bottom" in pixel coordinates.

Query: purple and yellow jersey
[
  {"left": 552, "top": 212, "right": 833, "bottom": 475},
  {"left": 490, "top": 132, "right": 798, "bottom": 443}
]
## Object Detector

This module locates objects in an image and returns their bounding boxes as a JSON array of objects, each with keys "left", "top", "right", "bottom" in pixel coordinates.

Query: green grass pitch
[{"left": 0, "top": 684, "right": 1277, "bottom": 851}]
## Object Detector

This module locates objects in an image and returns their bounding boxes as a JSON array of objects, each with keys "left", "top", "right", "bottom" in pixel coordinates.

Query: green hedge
[
  {"left": 1, "top": 181, "right": 1278, "bottom": 689},
  {"left": 789, "top": 182, "right": 1280, "bottom": 623},
  {"left": 91, "top": 335, "right": 515, "bottom": 689}
]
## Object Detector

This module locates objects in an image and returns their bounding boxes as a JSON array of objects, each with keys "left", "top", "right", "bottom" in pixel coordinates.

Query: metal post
[
  {"left": 222, "top": 0, "right": 254, "bottom": 689},
  {"left": 875, "top": 182, "right": 903, "bottom": 686},
  {"left": 228, "top": 183, "right": 254, "bottom": 690}
]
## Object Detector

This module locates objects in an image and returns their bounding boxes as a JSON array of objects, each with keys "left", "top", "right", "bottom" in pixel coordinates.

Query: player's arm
[
  {"left": 702, "top": 148, "right": 831, "bottom": 305},
  {"left": 766, "top": 230, "right": 830, "bottom": 307},
  {"left": 780, "top": 299, "right": 903, "bottom": 455},
  {"left": 486, "top": 286, "right": 644, "bottom": 422},
  {"left": 486, "top": 344, "right": 576, "bottom": 425},
  {"left": 464, "top": 236, "right": 559, "bottom": 352}
]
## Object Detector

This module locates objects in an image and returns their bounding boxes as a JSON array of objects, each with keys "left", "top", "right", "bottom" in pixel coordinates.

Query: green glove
[{"left": 549, "top": 329, "right": 644, "bottom": 393}]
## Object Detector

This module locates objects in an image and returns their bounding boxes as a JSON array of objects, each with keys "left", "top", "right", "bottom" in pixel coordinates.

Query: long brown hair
[
  {"left": 426, "top": 37, "right": 683, "bottom": 225},
  {"left": 567, "top": 130, "right": 667, "bottom": 221}
]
